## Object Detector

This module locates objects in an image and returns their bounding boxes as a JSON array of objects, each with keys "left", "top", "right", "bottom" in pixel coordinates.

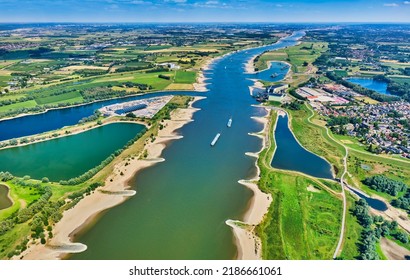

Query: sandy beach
[
  {"left": 226, "top": 110, "right": 273, "bottom": 260},
  {"left": 193, "top": 72, "right": 209, "bottom": 92},
  {"left": 193, "top": 57, "right": 215, "bottom": 92},
  {"left": 17, "top": 96, "right": 205, "bottom": 260},
  {"left": 244, "top": 55, "right": 258, "bottom": 74}
]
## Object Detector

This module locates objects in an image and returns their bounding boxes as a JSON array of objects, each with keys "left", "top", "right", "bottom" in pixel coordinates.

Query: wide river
[{"left": 0, "top": 31, "right": 305, "bottom": 259}]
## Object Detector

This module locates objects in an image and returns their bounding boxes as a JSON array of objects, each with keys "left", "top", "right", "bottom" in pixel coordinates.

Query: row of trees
[{"left": 363, "top": 175, "right": 408, "bottom": 197}]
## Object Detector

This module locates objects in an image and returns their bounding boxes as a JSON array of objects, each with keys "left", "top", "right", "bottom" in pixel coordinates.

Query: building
[{"left": 266, "top": 83, "right": 288, "bottom": 95}]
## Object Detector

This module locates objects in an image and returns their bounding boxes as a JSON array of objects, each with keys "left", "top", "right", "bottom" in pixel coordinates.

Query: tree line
[{"left": 363, "top": 175, "right": 408, "bottom": 197}]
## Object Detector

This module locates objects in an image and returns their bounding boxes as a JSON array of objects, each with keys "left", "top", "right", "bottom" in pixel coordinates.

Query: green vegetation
[
  {"left": 255, "top": 112, "right": 342, "bottom": 259},
  {"left": 351, "top": 199, "right": 410, "bottom": 260},
  {"left": 35, "top": 91, "right": 83, "bottom": 105},
  {"left": 288, "top": 104, "right": 346, "bottom": 177},
  {"left": 391, "top": 188, "right": 410, "bottom": 213},
  {"left": 254, "top": 42, "right": 328, "bottom": 87},
  {"left": 338, "top": 194, "right": 362, "bottom": 259},
  {"left": 174, "top": 70, "right": 196, "bottom": 84},
  {"left": 363, "top": 175, "right": 408, "bottom": 197}
]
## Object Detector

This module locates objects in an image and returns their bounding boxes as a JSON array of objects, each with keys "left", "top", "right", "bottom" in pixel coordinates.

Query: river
[{"left": 0, "top": 31, "right": 306, "bottom": 259}]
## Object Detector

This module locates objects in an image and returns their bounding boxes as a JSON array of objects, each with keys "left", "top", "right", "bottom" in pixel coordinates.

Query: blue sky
[{"left": 0, "top": 0, "right": 409, "bottom": 22}]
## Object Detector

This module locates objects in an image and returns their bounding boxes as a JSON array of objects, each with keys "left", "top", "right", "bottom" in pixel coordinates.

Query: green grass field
[
  {"left": 338, "top": 194, "right": 362, "bottom": 259},
  {"left": 0, "top": 70, "right": 178, "bottom": 117},
  {"left": 0, "top": 100, "right": 38, "bottom": 113},
  {"left": 0, "top": 93, "right": 27, "bottom": 102},
  {"left": 255, "top": 42, "right": 328, "bottom": 73},
  {"left": 174, "top": 70, "right": 196, "bottom": 84},
  {"left": 35, "top": 91, "right": 83, "bottom": 105},
  {"left": 145, "top": 45, "right": 172, "bottom": 51},
  {"left": 0, "top": 75, "right": 11, "bottom": 87},
  {"left": 7, "top": 60, "right": 66, "bottom": 73}
]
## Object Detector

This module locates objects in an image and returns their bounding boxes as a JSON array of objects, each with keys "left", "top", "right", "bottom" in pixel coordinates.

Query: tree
[
  {"left": 41, "top": 177, "right": 49, "bottom": 183},
  {"left": 126, "top": 112, "right": 136, "bottom": 118},
  {"left": 394, "top": 232, "right": 409, "bottom": 244}
]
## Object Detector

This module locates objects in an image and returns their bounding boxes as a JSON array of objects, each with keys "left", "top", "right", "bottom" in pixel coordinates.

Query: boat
[
  {"left": 270, "top": 73, "right": 278, "bottom": 78},
  {"left": 281, "top": 65, "right": 287, "bottom": 70},
  {"left": 227, "top": 117, "right": 232, "bottom": 128},
  {"left": 211, "top": 133, "right": 221, "bottom": 146}
]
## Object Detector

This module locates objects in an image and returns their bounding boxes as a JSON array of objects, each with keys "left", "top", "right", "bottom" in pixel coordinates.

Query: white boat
[
  {"left": 227, "top": 117, "right": 232, "bottom": 128},
  {"left": 211, "top": 133, "right": 221, "bottom": 146}
]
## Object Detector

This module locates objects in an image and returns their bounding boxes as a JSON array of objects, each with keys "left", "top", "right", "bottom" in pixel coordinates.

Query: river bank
[
  {"left": 16, "top": 96, "right": 205, "bottom": 260},
  {"left": 226, "top": 109, "right": 273, "bottom": 260}
]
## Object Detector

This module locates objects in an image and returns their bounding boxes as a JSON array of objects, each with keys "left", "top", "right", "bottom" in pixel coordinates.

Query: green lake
[{"left": 0, "top": 123, "right": 145, "bottom": 181}]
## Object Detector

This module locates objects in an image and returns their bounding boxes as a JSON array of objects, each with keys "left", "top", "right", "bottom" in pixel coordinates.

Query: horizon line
[{"left": 0, "top": 21, "right": 410, "bottom": 24}]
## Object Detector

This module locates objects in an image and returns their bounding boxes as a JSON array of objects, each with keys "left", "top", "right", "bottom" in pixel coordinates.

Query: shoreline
[
  {"left": 226, "top": 109, "right": 273, "bottom": 260},
  {"left": 11, "top": 35, "right": 299, "bottom": 260},
  {"left": 0, "top": 118, "right": 147, "bottom": 151},
  {"left": 17, "top": 96, "right": 205, "bottom": 260}
]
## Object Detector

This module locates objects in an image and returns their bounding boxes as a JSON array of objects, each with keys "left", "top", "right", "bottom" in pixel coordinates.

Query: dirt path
[
  {"left": 380, "top": 238, "right": 410, "bottom": 260},
  {"left": 306, "top": 105, "right": 347, "bottom": 259}
]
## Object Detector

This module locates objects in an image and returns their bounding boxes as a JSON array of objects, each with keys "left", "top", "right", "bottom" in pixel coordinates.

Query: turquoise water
[
  {"left": 0, "top": 123, "right": 145, "bottom": 181},
  {"left": 0, "top": 184, "right": 12, "bottom": 211},
  {"left": 347, "top": 77, "right": 391, "bottom": 95}
]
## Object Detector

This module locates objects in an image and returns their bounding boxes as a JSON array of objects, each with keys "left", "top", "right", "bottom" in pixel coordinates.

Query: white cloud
[
  {"left": 403, "top": 1, "right": 410, "bottom": 4},
  {"left": 383, "top": 3, "right": 399, "bottom": 6},
  {"left": 276, "top": 4, "right": 283, "bottom": 7},
  {"left": 206, "top": 0, "right": 219, "bottom": 4}
]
